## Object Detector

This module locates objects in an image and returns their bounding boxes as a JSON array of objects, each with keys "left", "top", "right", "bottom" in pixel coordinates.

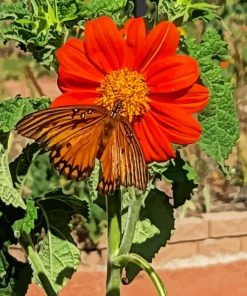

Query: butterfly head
[{"left": 110, "top": 99, "right": 123, "bottom": 117}]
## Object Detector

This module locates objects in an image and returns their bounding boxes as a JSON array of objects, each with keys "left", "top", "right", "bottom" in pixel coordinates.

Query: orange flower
[
  {"left": 220, "top": 61, "right": 229, "bottom": 68},
  {"left": 52, "top": 16, "right": 208, "bottom": 163}
]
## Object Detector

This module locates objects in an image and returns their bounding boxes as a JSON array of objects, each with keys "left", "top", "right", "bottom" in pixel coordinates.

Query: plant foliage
[
  {"left": 186, "top": 30, "right": 240, "bottom": 173},
  {"left": 0, "top": 0, "right": 134, "bottom": 68}
]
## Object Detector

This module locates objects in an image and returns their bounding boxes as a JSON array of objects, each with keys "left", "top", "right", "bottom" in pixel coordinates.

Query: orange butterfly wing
[
  {"left": 98, "top": 117, "right": 148, "bottom": 194},
  {"left": 16, "top": 106, "right": 148, "bottom": 193},
  {"left": 16, "top": 106, "right": 106, "bottom": 180}
]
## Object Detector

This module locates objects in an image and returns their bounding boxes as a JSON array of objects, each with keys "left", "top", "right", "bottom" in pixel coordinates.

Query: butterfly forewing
[
  {"left": 17, "top": 106, "right": 106, "bottom": 140},
  {"left": 16, "top": 106, "right": 107, "bottom": 180}
]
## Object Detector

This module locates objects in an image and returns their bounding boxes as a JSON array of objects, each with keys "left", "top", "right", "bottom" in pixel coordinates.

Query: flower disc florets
[{"left": 97, "top": 68, "right": 150, "bottom": 122}]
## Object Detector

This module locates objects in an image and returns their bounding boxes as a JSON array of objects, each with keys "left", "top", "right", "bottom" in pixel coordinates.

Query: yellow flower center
[{"left": 96, "top": 68, "right": 150, "bottom": 122}]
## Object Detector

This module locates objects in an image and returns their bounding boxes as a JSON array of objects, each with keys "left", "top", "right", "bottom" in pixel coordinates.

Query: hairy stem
[
  {"left": 20, "top": 232, "right": 57, "bottom": 296},
  {"left": 113, "top": 253, "right": 167, "bottom": 296},
  {"left": 106, "top": 190, "right": 122, "bottom": 296},
  {"left": 119, "top": 188, "right": 143, "bottom": 255}
]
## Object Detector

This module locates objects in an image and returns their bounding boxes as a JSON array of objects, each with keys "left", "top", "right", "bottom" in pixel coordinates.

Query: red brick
[
  {"left": 8, "top": 244, "right": 27, "bottom": 263},
  {"left": 38, "top": 76, "right": 60, "bottom": 98},
  {"left": 240, "top": 236, "right": 247, "bottom": 252},
  {"left": 26, "top": 260, "right": 247, "bottom": 296},
  {"left": 153, "top": 241, "right": 197, "bottom": 264},
  {"left": 169, "top": 217, "right": 208, "bottom": 243},
  {"left": 203, "top": 211, "right": 247, "bottom": 238},
  {"left": 197, "top": 237, "right": 241, "bottom": 256},
  {"left": 26, "top": 284, "right": 45, "bottom": 296},
  {"left": 79, "top": 250, "right": 106, "bottom": 272}
]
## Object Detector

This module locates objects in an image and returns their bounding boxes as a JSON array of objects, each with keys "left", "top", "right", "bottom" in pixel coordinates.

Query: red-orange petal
[
  {"left": 122, "top": 17, "right": 146, "bottom": 69},
  {"left": 51, "top": 91, "right": 98, "bottom": 108},
  {"left": 150, "top": 84, "right": 209, "bottom": 114},
  {"left": 84, "top": 16, "right": 125, "bottom": 73},
  {"left": 146, "top": 56, "right": 199, "bottom": 93},
  {"left": 57, "top": 38, "right": 103, "bottom": 93},
  {"left": 135, "top": 21, "right": 179, "bottom": 72},
  {"left": 149, "top": 107, "right": 202, "bottom": 144},
  {"left": 134, "top": 117, "right": 175, "bottom": 163}
]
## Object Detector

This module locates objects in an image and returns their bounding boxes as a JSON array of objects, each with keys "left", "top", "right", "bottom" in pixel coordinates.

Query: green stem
[
  {"left": 106, "top": 190, "right": 122, "bottom": 296},
  {"left": 119, "top": 188, "right": 142, "bottom": 255},
  {"left": 112, "top": 253, "right": 167, "bottom": 296},
  {"left": 20, "top": 232, "right": 57, "bottom": 296}
]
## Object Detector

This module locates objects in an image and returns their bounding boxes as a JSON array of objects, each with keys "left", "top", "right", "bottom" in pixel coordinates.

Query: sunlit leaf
[
  {"left": 186, "top": 30, "right": 240, "bottom": 174},
  {"left": 0, "top": 144, "right": 26, "bottom": 209},
  {"left": 0, "top": 96, "right": 51, "bottom": 133},
  {"left": 34, "top": 231, "right": 80, "bottom": 292},
  {"left": 12, "top": 199, "right": 38, "bottom": 238},
  {"left": 33, "top": 193, "right": 82, "bottom": 292}
]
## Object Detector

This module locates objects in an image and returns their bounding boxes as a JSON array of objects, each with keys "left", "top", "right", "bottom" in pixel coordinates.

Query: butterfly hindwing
[
  {"left": 98, "top": 117, "right": 147, "bottom": 193},
  {"left": 49, "top": 121, "right": 104, "bottom": 180}
]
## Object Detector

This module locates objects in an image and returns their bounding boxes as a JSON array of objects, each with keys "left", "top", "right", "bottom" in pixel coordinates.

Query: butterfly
[{"left": 16, "top": 100, "right": 148, "bottom": 194}]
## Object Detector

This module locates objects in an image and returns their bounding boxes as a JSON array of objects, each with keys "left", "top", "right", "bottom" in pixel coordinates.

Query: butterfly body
[{"left": 16, "top": 103, "right": 148, "bottom": 194}]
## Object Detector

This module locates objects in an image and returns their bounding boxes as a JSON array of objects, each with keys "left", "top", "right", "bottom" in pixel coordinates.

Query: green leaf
[
  {"left": 126, "top": 188, "right": 174, "bottom": 282},
  {"left": 157, "top": 0, "right": 219, "bottom": 24},
  {"left": 0, "top": 0, "right": 133, "bottom": 67},
  {"left": 0, "top": 144, "right": 26, "bottom": 209},
  {"left": 12, "top": 199, "right": 38, "bottom": 238},
  {"left": 41, "top": 188, "right": 106, "bottom": 246},
  {"left": 0, "top": 1, "right": 27, "bottom": 20},
  {"left": 9, "top": 143, "right": 41, "bottom": 189},
  {"left": 164, "top": 152, "right": 198, "bottom": 208},
  {"left": 34, "top": 231, "right": 80, "bottom": 292},
  {"left": 186, "top": 30, "right": 240, "bottom": 173},
  {"left": 0, "top": 96, "right": 51, "bottom": 133},
  {"left": 0, "top": 282, "right": 14, "bottom": 296},
  {"left": 158, "top": 0, "right": 187, "bottom": 22},
  {"left": 85, "top": 202, "right": 106, "bottom": 245},
  {"left": 32, "top": 191, "right": 82, "bottom": 292},
  {"left": 133, "top": 219, "right": 160, "bottom": 244},
  {"left": 25, "top": 153, "right": 55, "bottom": 197},
  {"left": 148, "top": 161, "right": 169, "bottom": 177},
  {"left": 86, "top": 159, "right": 101, "bottom": 201},
  {"left": 41, "top": 189, "right": 88, "bottom": 217}
]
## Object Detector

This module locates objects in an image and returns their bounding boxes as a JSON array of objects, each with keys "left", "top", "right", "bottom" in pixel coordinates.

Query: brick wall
[
  {"left": 77, "top": 211, "right": 247, "bottom": 271},
  {"left": 9, "top": 211, "right": 247, "bottom": 270},
  {"left": 153, "top": 211, "right": 247, "bottom": 264},
  {"left": 23, "top": 211, "right": 247, "bottom": 296}
]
